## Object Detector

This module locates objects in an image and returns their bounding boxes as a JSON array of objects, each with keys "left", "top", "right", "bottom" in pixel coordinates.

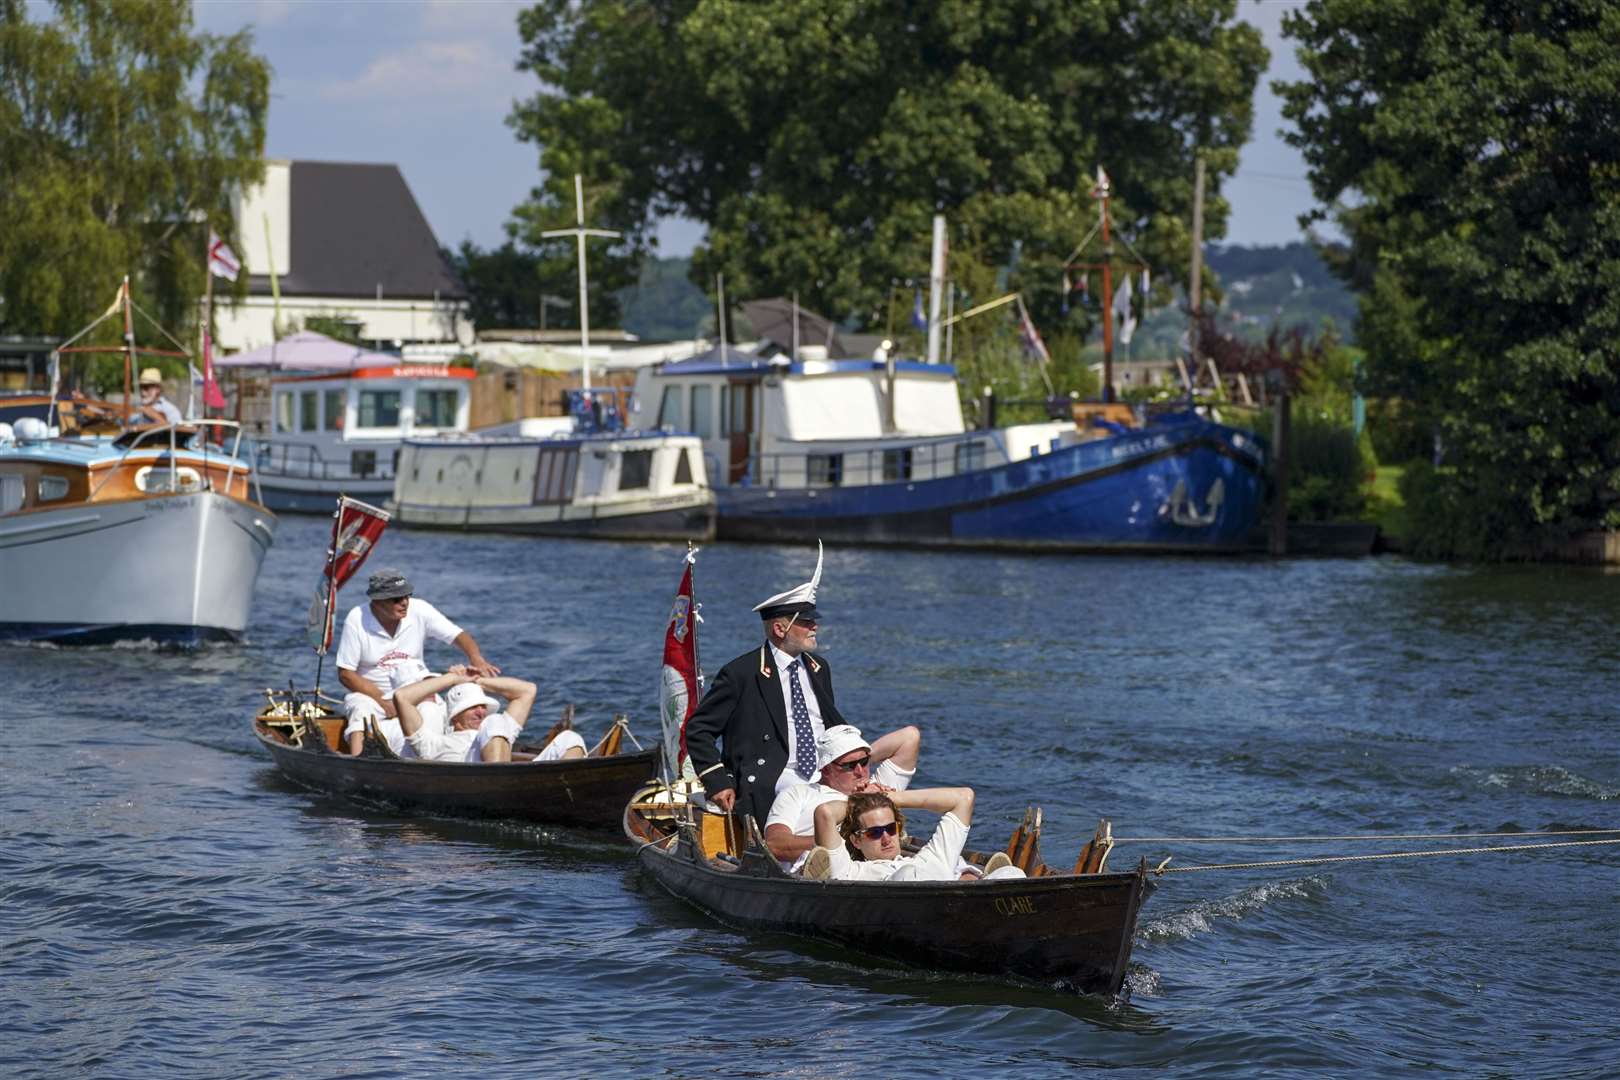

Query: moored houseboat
[{"left": 253, "top": 364, "right": 474, "bottom": 513}]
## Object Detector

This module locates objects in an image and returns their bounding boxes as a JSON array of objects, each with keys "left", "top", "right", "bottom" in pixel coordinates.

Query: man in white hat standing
[
  {"left": 395, "top": 671, "right": 536, "bottom": 763},
  {"left": 686, "top": 543, "right": 920, "bottom": 828},
  {"left": 764, "top": 724, "right": 919, "bottom": 872},
  {"left": 134, "top": 367, "right": 181, "bottom": 425},
  {"left": 335, "top": 568, "right": 499, "bottom": 754}
]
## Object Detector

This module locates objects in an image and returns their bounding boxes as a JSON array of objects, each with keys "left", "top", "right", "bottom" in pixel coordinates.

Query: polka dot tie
[{"left": 788, "top": 658, "right": 815, "bottom": 781}]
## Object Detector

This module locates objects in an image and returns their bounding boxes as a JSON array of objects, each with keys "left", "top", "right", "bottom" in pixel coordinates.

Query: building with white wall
[{"left": 214, "top": 160, "right": 472, "bottom": 352}]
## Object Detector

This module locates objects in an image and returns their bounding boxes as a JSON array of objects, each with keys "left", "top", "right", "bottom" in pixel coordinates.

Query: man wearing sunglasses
[
  {"left": 764, "top": 725, "right": 920, "bottom": 872},
  {"left": 804, "top": 787, "right": 1025, "bottom": 883}
]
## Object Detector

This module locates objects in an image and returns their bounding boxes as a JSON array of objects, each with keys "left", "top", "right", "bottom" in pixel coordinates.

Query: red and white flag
[
  {"left": 658, "top": 546, "right": 702, "bottom": 782},
  {"left": 305, "top": 496, "right": 392, "bottom": 654},
  {"left": 208, "top": 231, "right": 241, "bottom": 282},
  {"left": 199, "top": 330, "right": 225, "bottom": 410}
]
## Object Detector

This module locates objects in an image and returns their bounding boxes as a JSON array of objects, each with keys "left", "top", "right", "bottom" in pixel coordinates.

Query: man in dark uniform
[{"left": 685, "top": 544, "right": 849, "bottom": 827}]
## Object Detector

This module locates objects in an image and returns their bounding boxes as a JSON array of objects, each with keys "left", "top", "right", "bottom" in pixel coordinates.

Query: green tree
[
  {"left": 509, "top": 0, "right": 1265, "bottom": 344},
  {"left": 0, "top": 0, "right": 268, "bottom": 368},
  {"left": 445, "top": 240, "right": 557, "bottom": 332},
  {"left": 1277, "top": 0, "right": 1620, "bottom": 556}
]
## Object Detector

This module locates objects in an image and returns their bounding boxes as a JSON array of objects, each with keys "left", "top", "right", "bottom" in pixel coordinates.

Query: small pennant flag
[
  {"left": 208, "top": 232, "right": 241, "bottom": 282},
  {"left": 911, "top": 288, "right": 927, "bottom": 332}
]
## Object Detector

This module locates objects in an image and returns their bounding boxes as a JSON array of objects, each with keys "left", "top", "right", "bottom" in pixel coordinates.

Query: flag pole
[{"left": 313, "top": 499, "right": 345, "bottom": 696}]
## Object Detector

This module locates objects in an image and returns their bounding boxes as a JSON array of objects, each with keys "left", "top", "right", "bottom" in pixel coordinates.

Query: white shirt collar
[{"left": 768, "top": 640, "right": 805, "bottom": 674}]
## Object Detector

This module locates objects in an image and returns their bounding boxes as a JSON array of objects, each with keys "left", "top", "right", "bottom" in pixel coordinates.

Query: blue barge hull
[{"left": 717, "top": 416, "right": 1267, "bottom": 552}]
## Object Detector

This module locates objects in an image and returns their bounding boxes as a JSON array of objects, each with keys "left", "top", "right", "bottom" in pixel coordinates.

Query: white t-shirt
[
  {"left": 769, "top": 642, "right": 826, "bottom": 795},
  {"left": 407, "top": 711, "right": 522, "bottom": 763},
  {"left": 334, "top": 599, "right": 463, "bottom": 686},
  {"left": 765, "top": 760, "right": 916, "bottom": 870}
]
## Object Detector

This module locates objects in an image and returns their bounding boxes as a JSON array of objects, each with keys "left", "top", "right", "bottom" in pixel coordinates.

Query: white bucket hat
[
  {"left": 815, "top": 725, "right": 872, "bottom": 773},
  {"left": 445, "top": 681, "right": 496, "bottom": 720}
]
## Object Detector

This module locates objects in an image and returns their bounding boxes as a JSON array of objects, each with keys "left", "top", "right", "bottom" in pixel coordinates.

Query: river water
[{"left": 3, "top": 516, "right": 1617, "bottom": 1078}]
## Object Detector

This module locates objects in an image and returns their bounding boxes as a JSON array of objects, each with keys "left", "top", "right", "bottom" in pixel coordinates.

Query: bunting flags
[
  {"left": 304, "top": 496, "right": 391, "bottom": 654},
  {"left": 910, "top": 287, "right": 927, "bottom": 332},
  {"left": 1061, "top": 271, "right": 1071, "bottom": 315},
  {"left": 208, "top": 232, "right": 241, "bottom": 281},
  {"left": 658, "top": 547, "right": 702, "bottom": 782}
]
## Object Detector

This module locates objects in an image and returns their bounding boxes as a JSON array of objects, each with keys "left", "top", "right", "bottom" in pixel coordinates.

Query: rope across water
[{"left": 1151, "top": 836, "right": 1620, "bottom": 874}]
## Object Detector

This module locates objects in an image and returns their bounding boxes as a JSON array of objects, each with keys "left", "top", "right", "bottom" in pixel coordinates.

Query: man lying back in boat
[
  {"left": 802, "top": 788, "right": 1026, "bottom": 883},
  {"left": 395, "top": 672, "right": 534, "bottom": 763},
  {"left": 355, "top": 660, "right": 450, "bottom": 757},
  {"left": 336, "top": 569, "right": 500, "bottom": 755},
  {"left": 764, "top": 725, "right": 919, "bottom": 872}
]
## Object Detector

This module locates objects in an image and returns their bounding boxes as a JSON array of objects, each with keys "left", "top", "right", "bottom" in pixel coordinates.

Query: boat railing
[
  {"left": 744, "top": 429, "right": 1013, "bottom": 490},
  {"left": 253, "top": 439, "right": 397, "bottom": 483},
  {"left": 88, "top": 420, "right": 261, "bottom": 504}
]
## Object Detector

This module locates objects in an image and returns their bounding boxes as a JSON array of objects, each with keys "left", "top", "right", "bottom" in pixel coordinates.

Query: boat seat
[
  {"left": 696, "top": 810, "right": 746, "bottom": 864},
  {"left": 1004, "top": 806, "right": 1052, "bottom": 876},
  {"left": 589, "top": 714, "right": 628, "bottom": 757},
  {"left": 305, "top": 715, "right": 344, "bottom": 753},
  {"left": 1073, "top": 819, "right": 1115, "bottom": 875}
]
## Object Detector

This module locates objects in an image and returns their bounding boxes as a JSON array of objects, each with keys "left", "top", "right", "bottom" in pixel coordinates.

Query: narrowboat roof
[
  {"left": 653, "top": 357, "right": 957, "bottom": 379},
  {"left": 401, "top": 429, "right": 696, "bottom": 449}
]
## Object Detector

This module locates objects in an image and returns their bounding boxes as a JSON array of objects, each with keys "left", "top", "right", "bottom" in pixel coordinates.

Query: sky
[{"left": 190, "top": 0, "right": 1320, "bottom": 258}]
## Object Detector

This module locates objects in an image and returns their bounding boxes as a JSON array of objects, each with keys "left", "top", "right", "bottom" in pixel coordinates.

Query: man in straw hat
[
  {"left": 685, "top": 542, "right": 918, "bottom": 827},
  {"left": 134, "top": 367, "right": 182, "bottom": 425}
]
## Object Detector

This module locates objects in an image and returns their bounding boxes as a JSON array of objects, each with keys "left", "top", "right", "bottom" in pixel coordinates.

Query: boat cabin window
[
  {"left": 299, "top": 391, "right": 320, "bottom": 432},
  {"left": 690, "top": 386, "right": 714, "bottom": 440},
  {"left": 533, "top": 447, "right": 578, "bottom": 504},
  {"left": 808, "top": 453, "right": 843, "bottom": 487},
  {"left": 883, "top": 448, "right": 912, "bottom": 482},
  {"left": 619, "top": 449, "right": 652, "bottom": 491},
  {"left": 1, "top": 474, "right": 25, "bottom": 513},
  {"left": 37, "top": 475, "right": 71, "bottom": 502},
  {"left": 357, "top": 390, "right": 401, "bottom": 429},
  {"left": 673, "top": 448, "right": 694, "bottom": 485},
  {"left": 134, "top": 465, "right": 203, "bottom": 493},
  {"left": 416, "top": 388, "right": 458, "bottom": 429},
  {"left": 275, "top": 393, "right": 294, "bottom": 433},
  {"left": 656, "top": 386, "right": 684, "bottom": 430},
  {"left": 324, "top": 390, "right": 344, "bottom": 431},
  {"left": 351, "top": 449, "right": 377, "bottom": 478},
  {"left": 954, "top": 440, "right": 986, "bottom": 474}
]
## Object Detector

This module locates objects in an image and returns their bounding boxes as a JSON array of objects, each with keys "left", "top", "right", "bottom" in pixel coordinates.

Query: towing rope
[
  {"left": 1119, "top": 828, "right": 1620, "bottom": 844},
  {"left": 1153, "top": 836, "right": 1620, "bottom": 874}
]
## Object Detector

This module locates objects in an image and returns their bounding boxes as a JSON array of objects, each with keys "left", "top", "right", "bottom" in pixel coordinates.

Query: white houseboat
[
  {"left": 254, "top": 364, "right": 474, "bottom": 512},
  {"left": 390, "top": 396, "right": 715, "bottom": 541}
]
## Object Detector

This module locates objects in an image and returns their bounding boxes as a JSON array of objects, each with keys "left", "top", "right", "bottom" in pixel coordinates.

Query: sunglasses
[
  {"left": 857, "top": 821, "right": 899, "bottom": 841},
  {"left": 830, "top": 755, "right": 870, "bottom": 773}
]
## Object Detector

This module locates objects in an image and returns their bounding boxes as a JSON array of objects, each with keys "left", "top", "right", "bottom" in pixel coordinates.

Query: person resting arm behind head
[
  {"left": 805, "top": 787, "right": 1024, "bottom": 883},
  {"left": 397, "top": 672, "right": 537, "bottom": 763}
]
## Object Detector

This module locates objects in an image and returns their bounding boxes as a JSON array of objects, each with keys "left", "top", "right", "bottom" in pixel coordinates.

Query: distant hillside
[
  {"left": 617, "top": 257, "right": 711, "bottom": 341},
  {"left": 619, "top": 244, "right": 1360, "bottom": 348}
]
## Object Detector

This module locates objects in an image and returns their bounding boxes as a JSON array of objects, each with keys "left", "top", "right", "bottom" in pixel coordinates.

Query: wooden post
[{"left": 1269, "top": 381, "right": 1291, "bottom": 556}]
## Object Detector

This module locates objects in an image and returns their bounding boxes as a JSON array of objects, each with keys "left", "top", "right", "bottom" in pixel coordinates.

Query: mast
[
  {"left": 1098, "top": 168, "right": 1115, "bottom": 404},
  {"left": 541, "top": 174, "right": 620, "bottom": 393},
  {"left": 1188, "top": 153, "right": 1206, "bottom": 385},
  {"left": 926, "top": 214, "right": 946, "bottom": 364},
  {"left": 121, "top": 276, "right": 134, "bottom": 423}
]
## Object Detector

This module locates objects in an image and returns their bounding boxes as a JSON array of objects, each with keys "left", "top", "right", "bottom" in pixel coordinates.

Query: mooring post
[{"left": 1269, "top": 382, "right": 1291, "bottom": 556}]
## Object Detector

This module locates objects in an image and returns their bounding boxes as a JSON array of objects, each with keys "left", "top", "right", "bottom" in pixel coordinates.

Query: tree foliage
[
  {"left": 0, "top": 0, "right": 268, "bottom": 354},
  {"left": 1277, "top": 0, "right": 1620, "bottom": 552},
  {"left": 509, "top": 0, "right": 1265, "bottom": 341}
]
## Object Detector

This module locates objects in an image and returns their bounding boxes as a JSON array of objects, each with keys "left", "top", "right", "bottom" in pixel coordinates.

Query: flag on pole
[
  {"left": 199, "top": 330, "right": 226, "bottom": 410},
  {"left": 1113, "top": 272, "right": 1137, "bottom": 346},
  {"left": 305, "top": 496, "right": 392, "bottom": 654},
  {"left": 208, "top": 232, "right": 241, "bottom": 282},
  {"left": 910, "top": 287, "right": 927, "bottom": 331},
  {"left": 1016, "top": 295, "right": 1050, "bottom": 364},
  {"left": 658, "top": 546, "right": 703, "bottom": 782}
]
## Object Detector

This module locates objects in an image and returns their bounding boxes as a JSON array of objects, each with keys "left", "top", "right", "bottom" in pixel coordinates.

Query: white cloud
[{"left": 320, "top": 39, "right": 526, "bottom": 105}]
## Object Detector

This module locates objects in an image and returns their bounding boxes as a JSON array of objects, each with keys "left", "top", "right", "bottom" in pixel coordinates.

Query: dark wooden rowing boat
[
  {"left": 624, "top": 789, "right": 1155, "bottom": 996},
  {"left": 253, "top": 693, "right": 658, "bottom": 829}
]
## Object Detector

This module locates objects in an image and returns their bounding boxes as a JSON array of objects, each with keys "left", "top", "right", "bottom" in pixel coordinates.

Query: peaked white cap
[{"left": 753, "top": 540, "right": 823, "bottom": 620}]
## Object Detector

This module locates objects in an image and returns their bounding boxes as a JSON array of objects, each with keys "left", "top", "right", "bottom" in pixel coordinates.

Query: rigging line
[
  {"left": 1062, "top": 221, "right": 1102, "bottom": 266},
  {"left": 127, "top": 294, "right": 193, "bottom": 357},
  {"left": 1117, "top": 828, "right": 1620, "bottom": 844},
  {"left": 1155, "top": 837, "right": 1620, "bottom": 874}
]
